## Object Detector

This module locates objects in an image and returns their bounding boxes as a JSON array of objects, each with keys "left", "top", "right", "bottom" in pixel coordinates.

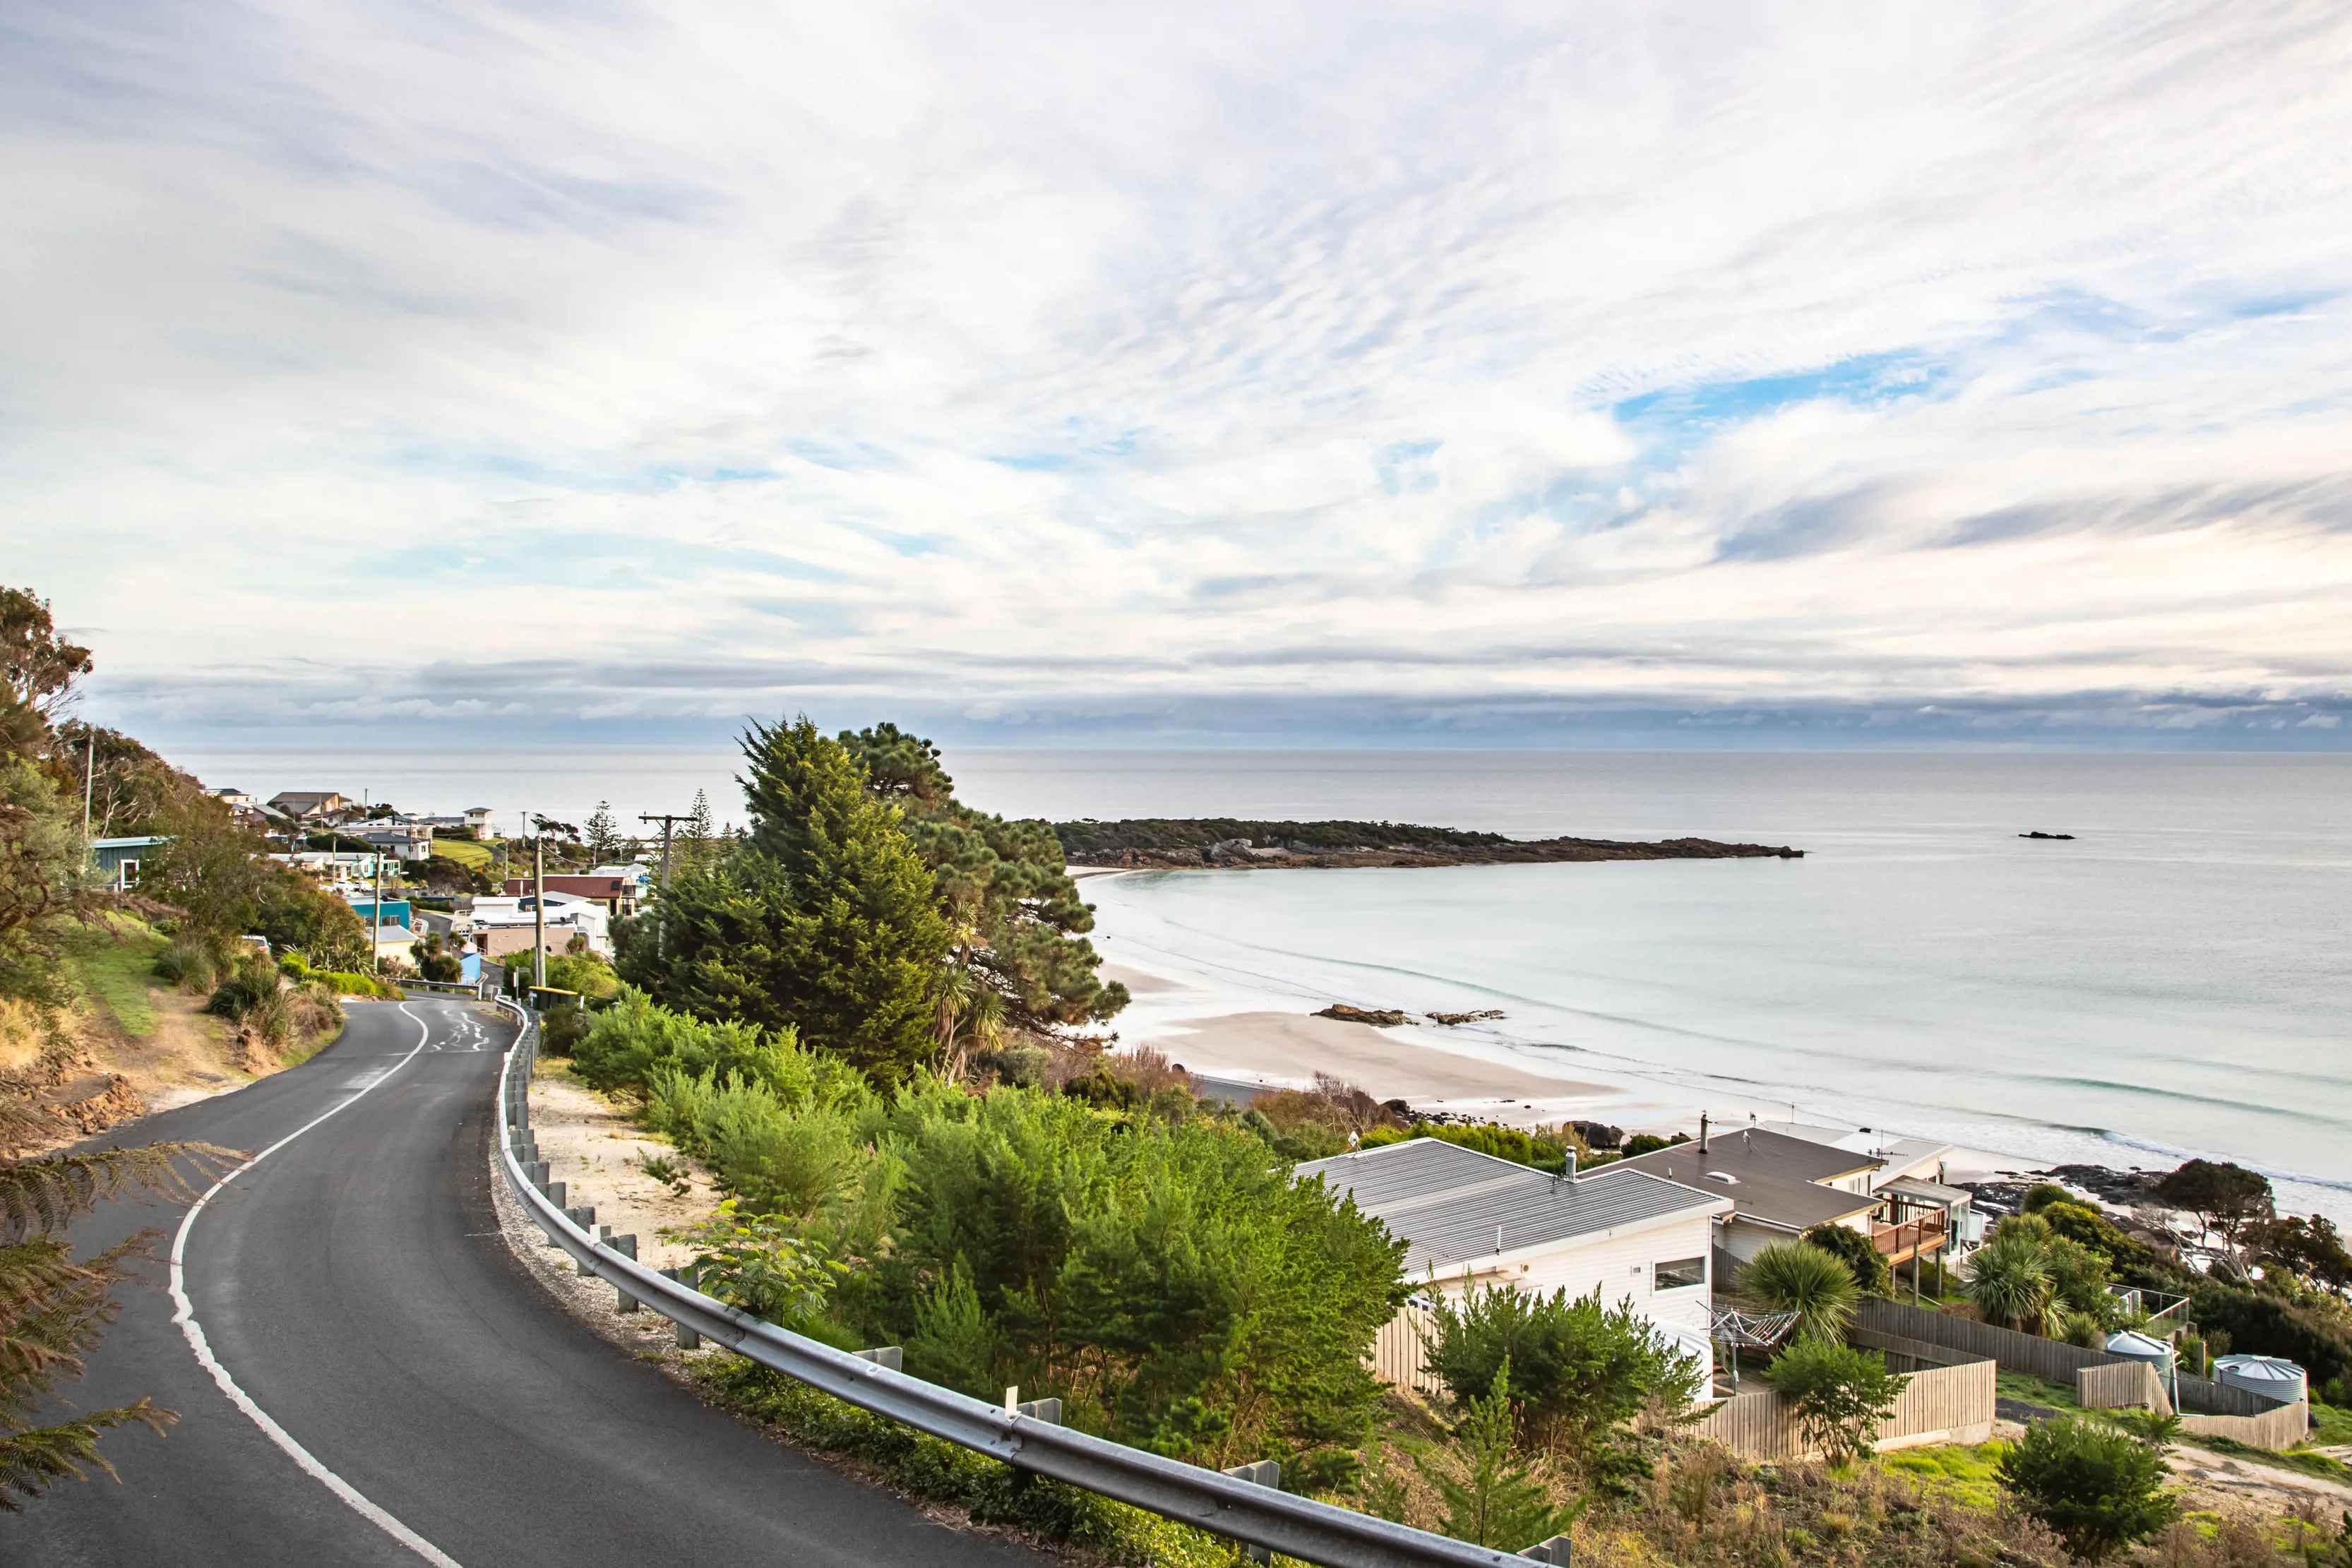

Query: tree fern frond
[
  {"left": 0, "top": 1141, "right": 241, "bottom": 1240},
  {"left": 0, "top": 1399, "right": 174, "bottom": 1509},
  {"left": 0, "top": 1231, "right": 157, "bottom": 1412}
]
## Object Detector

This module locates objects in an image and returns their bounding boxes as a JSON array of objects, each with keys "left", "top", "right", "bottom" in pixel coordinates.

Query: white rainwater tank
[
  {"left": 2103, "top": 1330, "right": 2174, "bottom": 1370},
  {"left": 2213, "top": 1355, "right": 2306, "bottom": 1404}
]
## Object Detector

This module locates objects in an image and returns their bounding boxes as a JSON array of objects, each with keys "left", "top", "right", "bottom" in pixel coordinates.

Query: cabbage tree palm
[
  {"left": 1966, "top": 1231, "right": 2053, "bottom": 1332},
  {"left": 1740, "top": 1241, "right": 1859, "bottom": 1343}
]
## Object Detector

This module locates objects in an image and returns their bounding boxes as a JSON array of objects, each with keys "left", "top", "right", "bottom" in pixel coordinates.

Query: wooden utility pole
[
  {"left": 530, "top": 812, "right": 547, "bottom": 993},
  {"left": 638, "top": 811, "right": 690, "bottom": 957},
  {"left": 371, "top": 848, "right": 384, "bottom": 975}
]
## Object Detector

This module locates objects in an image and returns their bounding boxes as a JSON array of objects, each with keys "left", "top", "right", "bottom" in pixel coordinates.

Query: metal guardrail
[{"left": 489, "top": 1001, "right": 1534, "bottom": 1568}]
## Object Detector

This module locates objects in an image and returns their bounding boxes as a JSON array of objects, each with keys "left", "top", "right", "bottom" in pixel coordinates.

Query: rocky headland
[{"left": 1056, "top": 817, "right": 1804, "bottom": 870}]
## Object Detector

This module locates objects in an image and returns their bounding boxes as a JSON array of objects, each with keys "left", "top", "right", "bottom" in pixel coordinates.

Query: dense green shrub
[
  {"left": 205, "top": 954, "right": 282, "bottom": 1022},
  {"left": 2034, "top": 1197, "right": 2157, "bottom": 1276},
  {"left": 304, "top": 969, "right": 401, "bottom": 999},
  {"left": 1996, "top": 1416, "right": 2178, "bottom": 1560},
  {"left": 1423, "top": 1360, "right": 1584, "bottom": 1548},
  {"left": 1799, "top": 1222, "right": 1890, "bottom": 1295},
  {"left": 573, "top": 986, "right": 816, "bottom": 1096},
  {"left": 1421, "top": 1282, "right": 1702, "bottom": 1494},
  {"left": 619, "top": 989, "right": 1404, "bottom": 1482},
  {"left": 2189, "top": 1280, "right": 2352, "bottom": 1388},
  {"left": 1765, "top": 1336, "right": 1907, "bottom": 1466},
  {"left": 1358, "top": 1123, "right": 1574, "bottom": 1173},
  {"left": 153, "top": 938, "right": 222, "bottom": 993}
]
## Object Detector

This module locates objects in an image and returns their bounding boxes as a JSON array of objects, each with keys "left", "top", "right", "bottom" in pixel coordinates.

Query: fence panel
[
  {"left": 1693, "top": 1359, "right": 1995, "bottom": 1461},
  {"left": 1373, "top": 1303, "right": 1444, "bottom": 1400},
  {"left": 2180, "top": 1400, "right": 2309, "bottom": 1452},
  {"left": 2077, "top": 1360, "right": 2168, "bottom": 1414},
  {"left": 2176, "top": 1372, "right": 2293, "bottom": 1418},
  {"left": 1850, "top": 1327, "right": 1986, "bottom": 1372},
  {"left": 1856, "top": 1298, "right": 2132, "bottom": 1384}
]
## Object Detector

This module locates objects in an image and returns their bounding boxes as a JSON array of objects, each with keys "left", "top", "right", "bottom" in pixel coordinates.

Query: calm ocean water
[{"left": 174, "top": 743, "right": 2351, "bottom": 1221}]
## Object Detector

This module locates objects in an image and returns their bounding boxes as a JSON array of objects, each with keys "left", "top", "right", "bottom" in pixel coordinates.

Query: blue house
[{"left": 347, "top": 899, "right": 413, "bottom": 929}]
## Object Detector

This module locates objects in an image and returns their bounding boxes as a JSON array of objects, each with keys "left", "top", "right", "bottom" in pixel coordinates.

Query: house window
[{"left": 1654, "top": 1256, "right": 1706, "bottom": 1291}]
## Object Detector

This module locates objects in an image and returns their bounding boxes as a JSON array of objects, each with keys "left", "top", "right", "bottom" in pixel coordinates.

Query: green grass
[
  {"left": 1993, "top": 1371, "right": 2078, "bottom": 1411},
  {"left": 66, "top": 917, "right": 164, "bottom": 1037},
  {"left": 431, "top": 838, "right": 492, "bottom": 868},
  {"left": 1879, "top": 1442, "right": 2011, "bottom": 1509},
  {"left": 2308, "top": 1400, "right": 2352, "bottom": 1446}
]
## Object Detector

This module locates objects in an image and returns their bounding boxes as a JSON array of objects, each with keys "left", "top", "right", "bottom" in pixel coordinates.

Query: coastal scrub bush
[
  {"left": 151, "top": 938, "right": 220, "bottom": 993},
  {"left": 1766, "top": 1337, "right": 1906, "bottom": 1466},
  {"left": 2035, "top": 1197, "right": 2157, "bottom": 1276},
  {"left": 1996, "top": 1415, "right": 2178, "bottom": 1560},
  {"left": 1421, "top": 1360, "right": 1584, "bottom": 1550},
  {"left": 1421, "top": 1281, "right": 1702, "bottom": 1492},
  {"left": 204, "top": 953, "right": 282, "bottom": 1023},
  {"left": 1359, "top": 1122, "right": 1575, "bottom": 1174},
  {"left": 1739, "top": 1242, "right": 1859, "bottom": 1343},
  {"left": 616, "top": 988, "right": 1404, "bottom": 1483},
  {"left": 1800, "top": 1221, "right": 1891, "bottom": 1295},
  {"left": 2189, "top": 1280, "right": 2352, "bottom": 1389}
]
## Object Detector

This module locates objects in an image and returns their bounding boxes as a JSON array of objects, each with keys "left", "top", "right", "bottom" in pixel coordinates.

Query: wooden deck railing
[{"left": 1872, "top": 1211, "right": 1948, "bottom": 1259}]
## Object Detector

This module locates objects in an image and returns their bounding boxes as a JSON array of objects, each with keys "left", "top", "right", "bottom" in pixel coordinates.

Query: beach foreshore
[{"left": 1102, "top": 961, "right": 2035, "bottom": 1181}]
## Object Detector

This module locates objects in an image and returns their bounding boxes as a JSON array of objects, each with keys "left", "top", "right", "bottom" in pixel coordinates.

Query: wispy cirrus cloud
[{"left": 4, "top": 0, "right": 2351, "bottom": 748}]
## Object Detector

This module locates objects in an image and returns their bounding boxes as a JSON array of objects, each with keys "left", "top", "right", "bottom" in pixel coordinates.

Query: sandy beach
[{"left": 1104, "top": 960, "right": 2036, "bottom": 1178}]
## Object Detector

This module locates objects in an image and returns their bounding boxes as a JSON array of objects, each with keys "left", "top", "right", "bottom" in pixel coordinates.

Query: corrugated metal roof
[
  {"left": 1611, "top": 1127, "right": 1882, "bottom": 1234},
  {"left": 1296, "top": 1138, "right": 1729, "bottom": 1274}
]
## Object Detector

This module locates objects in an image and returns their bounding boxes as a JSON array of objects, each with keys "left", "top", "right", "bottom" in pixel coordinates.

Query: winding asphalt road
[{"left": 0, "top": 998, "right": 1043, "bottom": 1567}]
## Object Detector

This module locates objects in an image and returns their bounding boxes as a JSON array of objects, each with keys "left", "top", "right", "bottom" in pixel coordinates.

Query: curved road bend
[{"left": 0, "top": 998, "right": 1044, "bottom": 1568}]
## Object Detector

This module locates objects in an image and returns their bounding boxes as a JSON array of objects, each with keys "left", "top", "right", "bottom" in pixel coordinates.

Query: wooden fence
[
  {"left": 1856, "top": 1298, "right": 2133, "bottom": 1384},
  {"left": 2183, "top": 1401, "right": 2310, "bottom": 1451},
  {"left": 2175, "top": 1371, "right": 2293, "bottom": 1418},
  {"left": 1373, "top": 1302, "right": 1443, "bottom": 1399},
  {"left": 1850, "top": 1327, "right": 1988, "bottom": 1373},
  {"left": 1694, "top": 1358, "right": 1995, "bottom": 1461},
  {"left": 2076, "top": 1360, "right": 2311, "bottom": 1449},
  {"left": 2077, "top": 1360, "right": 2167, "bottom": 1412}
]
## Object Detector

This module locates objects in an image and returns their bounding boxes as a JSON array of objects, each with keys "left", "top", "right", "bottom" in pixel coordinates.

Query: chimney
[{"left": 1699, "top": 1113, "right": 1710, "bottom": 1152}]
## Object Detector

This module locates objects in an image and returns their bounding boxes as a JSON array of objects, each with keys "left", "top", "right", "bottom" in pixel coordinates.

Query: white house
[
  {"left": 464, "top": 892, "right": 614, "bottom": 961},
  {"left": 1296, "top": 1137, "right": 1733, "bottom": 1394}
]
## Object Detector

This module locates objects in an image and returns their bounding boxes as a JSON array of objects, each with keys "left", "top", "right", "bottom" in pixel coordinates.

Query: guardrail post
[
  {"left": 1517, "top": 1536, "right": 1572, "bottom": 1564},
  {"left": 852, "top": 1346, "right": 903, "bottom": 1372},
  {"left": 1222, "top": 1461, "right": 1280, "bottom": 1562},
  {"left": 1016, "top": 1397, "right": 1061, "bottom": 1424},
  {"left": 611, "top": 1234, "right": 639, "bottom": 1311},
  {"left": 544, "top": 1180, "right": 565, "bottom": 1209},
  {"left": 658, "top": 1267, "right": 701, "bottom": 1349},
  {"left": 567, "top": 1205, "right": 595, "bottom": 1230}
]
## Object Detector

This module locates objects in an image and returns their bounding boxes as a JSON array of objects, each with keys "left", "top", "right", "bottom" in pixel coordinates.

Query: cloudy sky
[{"left": 8, "top": 1, "right": 2351, "bottom": 748}]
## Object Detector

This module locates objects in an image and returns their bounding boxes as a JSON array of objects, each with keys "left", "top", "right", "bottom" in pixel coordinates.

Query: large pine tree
[
  {"left": 836, "top": 724, "right": 1128, "bottom": 1039},
  {"left": 619, "top": 719, "right": 949, "bottom": 1083}
]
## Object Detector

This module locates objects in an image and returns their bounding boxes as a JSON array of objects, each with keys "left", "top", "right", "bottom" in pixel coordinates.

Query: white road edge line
[{"left": 169, "top": 1000, "right": 465, "bottom": 1568}]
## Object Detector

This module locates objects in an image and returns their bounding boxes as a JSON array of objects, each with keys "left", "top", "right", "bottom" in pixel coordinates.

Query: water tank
[
  {"left": 2214, "top": 1355, "right": 2306, "bottom": 1404},
  {"left": 2103, "top": 1331, "right": 2173, "bottom": 1368}
]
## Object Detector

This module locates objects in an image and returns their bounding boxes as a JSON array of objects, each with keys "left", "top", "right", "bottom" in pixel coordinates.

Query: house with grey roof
[
  {"left": 1298, "top": 1137, "right": 1734, "bottom": 1388},
  {"left": 1608, "top": 1123, "right": 1885, "bottom": 1268}
]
